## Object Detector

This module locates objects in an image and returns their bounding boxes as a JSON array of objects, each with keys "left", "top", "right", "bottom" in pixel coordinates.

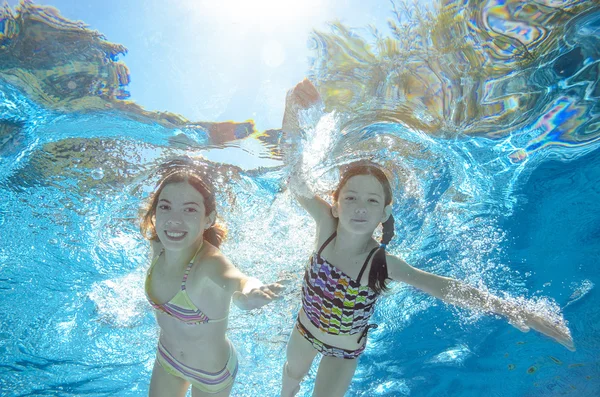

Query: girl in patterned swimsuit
[
  {"left": 280, "top": 80, "right": 575, "bottom": 397},
  {"left": 140, "top": 159, "right": 284, "bottom": 397}
]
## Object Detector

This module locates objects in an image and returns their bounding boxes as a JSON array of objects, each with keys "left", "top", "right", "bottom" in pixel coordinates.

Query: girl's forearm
[{"left": 442, "top": 279, "right": 515, "bottom": 318}]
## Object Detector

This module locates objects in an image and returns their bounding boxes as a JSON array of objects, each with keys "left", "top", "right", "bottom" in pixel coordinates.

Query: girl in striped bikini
[
  {"left": 140, "top": 158, "right": 284, "bottom": 397},
  {"left": 280, "top": 80, "right": 575, "bottom": 397}
]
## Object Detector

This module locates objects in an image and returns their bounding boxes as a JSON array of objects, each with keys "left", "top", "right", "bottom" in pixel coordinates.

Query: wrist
[{"left": 242, "top": 277, "right": 263, "bottom": 294}]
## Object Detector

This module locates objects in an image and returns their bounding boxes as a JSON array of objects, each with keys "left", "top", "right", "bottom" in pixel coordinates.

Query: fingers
[
  {"left": 547, "top": 331, "right": 575, "bottom": 352},
  {"left": 300, "top": 79, "right": 321, "bottom": 101},
  {"left": 267, "top": 280, "right": 290, "bottom": 294},
  {"left": 509, "top": 319, "right": 530, "bottom": 333},
  {"left": 239, "top": 279, "right": 294, "bottom": 309},
  {"left": 250, "top": 285, "right": 281, "bottom": 300},
  {"left": 526, "top": 317, "right": 576, "bottom": 352},
  {"left": 259, "top": 285, "right": 280, "bottom": 300},
  {"left": 562, "top": 338, "right": 576, "bottom": 352},
  {"left": 288, "top": 79, "right": 321, "bottom": 109}
]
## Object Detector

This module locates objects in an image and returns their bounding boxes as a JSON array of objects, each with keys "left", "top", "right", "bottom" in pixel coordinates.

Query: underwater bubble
[
  {"left": 565, "top": 279, "right": 594, "bottom": 308},
  {"left": 91, "top": 168, "right": 104, "bottom": 180},
  {"left": 426, "top": 344, "right": 472, "bottom": 366},
  {"left": 88, "top": 272, "right": 147, "bottom": 328}
]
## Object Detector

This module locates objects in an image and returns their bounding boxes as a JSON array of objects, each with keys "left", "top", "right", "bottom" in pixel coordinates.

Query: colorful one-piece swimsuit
[
  {"left": 298, "top": 232, "right": 381, "bottom": 359},
  {"left": 146, "top": 249, "right": 238, "bottom": 393}
]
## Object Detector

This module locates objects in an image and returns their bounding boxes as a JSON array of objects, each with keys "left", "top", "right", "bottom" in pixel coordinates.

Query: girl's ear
[
  {"left": 206, "top": 210, "right": 217, "bottom": 229},
  {"left": 331, "top": 202, "right": 339, "bottom": 218},
  {"left": 381, "top": 205, "right": 392, "bottom": 223}
]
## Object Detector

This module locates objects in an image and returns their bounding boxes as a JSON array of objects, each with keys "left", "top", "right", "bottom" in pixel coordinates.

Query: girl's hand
[
  {"left": 282, "top": 79, "right": 323, "bottom": 134},
  {"left": 285, "top": 79, "right": 322, "bottom": 113},
  {"left": 233, "top": 280, "right": 288, "bottom": 311},
  {"left": 508, "top": 311, "right": 575, "bottom": 351}
]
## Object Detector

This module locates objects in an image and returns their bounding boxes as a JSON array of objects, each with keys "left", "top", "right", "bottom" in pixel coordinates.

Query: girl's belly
[
  {"left": 156, "top": 311, "right": 231, "bottom": 371},
  {"left": 298, "top": 308, "right": 367, "bottom": 351}
]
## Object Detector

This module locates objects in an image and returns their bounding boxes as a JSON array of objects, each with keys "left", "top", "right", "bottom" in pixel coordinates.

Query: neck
[
  {"left": 163, "top": 240, "right": 204, "bottom": 268},
  {"left": 333, "top": 225, "right": 374, "bottom": 256}
]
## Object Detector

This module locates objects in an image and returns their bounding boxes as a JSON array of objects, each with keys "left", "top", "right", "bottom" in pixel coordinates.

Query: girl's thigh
[
  {"left": 148, "top": 359, "right": 190, "bottom": 397},
  {"left": 191, "top": 383, "right": 233, "bottom": 397},
  {"left": 286, "top": 325, "right": 319, "bottom": 377},
  {"left": 312, "top": 355, "right": 358, "bottom": 397}
]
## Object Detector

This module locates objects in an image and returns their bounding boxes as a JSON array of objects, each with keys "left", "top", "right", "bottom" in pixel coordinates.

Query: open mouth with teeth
[{"left": 164, "top": 230, "right": 187, "bottom": 241}]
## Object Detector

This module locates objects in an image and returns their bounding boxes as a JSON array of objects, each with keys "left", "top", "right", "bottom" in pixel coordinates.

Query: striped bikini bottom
[
  {"left": 157, "top": 340, "right": 238, "bottom": 393},
  {"left": 295, "top": 319, "right": 366, "bottom": 360}
]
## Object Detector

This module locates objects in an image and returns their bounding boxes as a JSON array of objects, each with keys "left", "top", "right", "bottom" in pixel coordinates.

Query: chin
[
  {"left": 159, "top": 240, "right": 186, "bottom": 251},
  {"left": 344, "top": 222, "right": 377, "bottom": 235},
  {"left": 160, "top": 236, "right": 195, "bottom": 251}
]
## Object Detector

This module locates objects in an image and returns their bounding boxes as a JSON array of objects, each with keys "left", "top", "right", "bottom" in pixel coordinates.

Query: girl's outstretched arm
[
  {"left": 387, "top": 255, "right": 575, "bottom": 351},
  {"left": 205, "top": 255, "right": 286, "bottom": 310},
  {"left": 283, "top": 79, "right": 332, "bottom": 223}
]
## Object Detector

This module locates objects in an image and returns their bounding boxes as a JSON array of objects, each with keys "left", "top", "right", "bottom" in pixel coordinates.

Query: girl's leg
[
  {"left": 281, "top": 326, "right": 318, "bottom": 397},
  {"left": 192, "top": 383, "right": 233, "bottom": 397},
  {"left": 148, "top": 358, "right": 190, "bottom": 397},
  {"left": 191, "top": 342, "right": 237, "bottom": 397},
  {"left": 312, "top": 356, "right": 358, "bottom": 397}
]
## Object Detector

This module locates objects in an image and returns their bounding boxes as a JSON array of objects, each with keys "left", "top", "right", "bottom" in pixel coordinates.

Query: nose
[
  {"left": 355, "top": 207, "right": 367, "bottom": 215},
  {"left": 166, "top": 214, "right": 183, "bottom": 226}
]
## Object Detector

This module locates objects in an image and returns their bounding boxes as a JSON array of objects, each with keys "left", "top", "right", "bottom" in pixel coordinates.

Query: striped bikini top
[
  {"left": 145, "top": 247, "right": 227, "bottom": 325},
  {"left": 301, "top": 232, "right": 379, "bottom": 335}
]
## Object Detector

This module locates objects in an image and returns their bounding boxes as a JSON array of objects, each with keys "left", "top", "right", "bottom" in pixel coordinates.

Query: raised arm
[
  {"left": 283, "top": 79, "right": 332, "bottom": 223},
  {"left": 387, "top": 255, "right": 575, "bottom": 351},
  {"left": 205, "top": 254, "right": 285, "bottom": 311},
  {"left": 287, "top": 162, "right": 332, "bottom": 222}
]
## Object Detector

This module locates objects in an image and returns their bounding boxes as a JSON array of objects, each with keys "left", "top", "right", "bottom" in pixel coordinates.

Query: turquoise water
[{"left": 1, "top": 1, "right": 599, "bottom": 396}]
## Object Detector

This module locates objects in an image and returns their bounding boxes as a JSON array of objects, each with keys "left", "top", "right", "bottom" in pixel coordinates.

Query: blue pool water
[{"left": 1, "top": 1, "right": 599, "bottom": 396}]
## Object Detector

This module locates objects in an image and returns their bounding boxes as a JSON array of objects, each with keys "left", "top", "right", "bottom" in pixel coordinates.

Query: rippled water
[{"left": 1, "top": 1, "right": 599, "bottom": 396}]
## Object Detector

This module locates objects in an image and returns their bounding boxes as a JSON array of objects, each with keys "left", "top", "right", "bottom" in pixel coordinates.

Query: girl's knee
[
  {"left": 281, "top": 361, "right": 305, "bottom": 397},
  {"left": 283, "top": 361, "right": 307, "bottom": 381}
]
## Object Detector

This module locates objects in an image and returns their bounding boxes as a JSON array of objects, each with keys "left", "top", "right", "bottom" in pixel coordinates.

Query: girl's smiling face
[
  {"left": 154, "top": 181, "right": 215, "bottom": 251},
  {"left": 333, "top": 175, "right": 390, "bottom": 234}
]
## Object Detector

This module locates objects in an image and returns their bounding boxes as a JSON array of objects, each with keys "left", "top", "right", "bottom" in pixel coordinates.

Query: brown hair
[
  {"left": 140, "top": 163, "right": 226, "bottom": 247},
  {"left": 333, "top": 163, "right": 395, "bottom": 294}
]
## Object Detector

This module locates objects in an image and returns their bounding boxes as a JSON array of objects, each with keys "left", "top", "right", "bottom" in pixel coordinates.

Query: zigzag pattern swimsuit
[{"left": 298, "top": 232, "right": 380, "bottom": 359}]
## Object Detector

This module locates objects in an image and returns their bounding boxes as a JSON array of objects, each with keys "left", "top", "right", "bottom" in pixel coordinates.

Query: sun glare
[{"left": 194, "top": 0, "right": 322, "bottom": 28}]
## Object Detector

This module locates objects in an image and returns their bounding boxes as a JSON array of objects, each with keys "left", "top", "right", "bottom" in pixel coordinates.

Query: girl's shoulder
[
  {"left": 194, "top": 243, "right": 231, "bottom": 272},
  {"left": 315, "top": 217, "right": 337, "bottom": 246},
  {"left": 384, "top": 252, "right": 409, "bottom": 266},
  {"left": 384, "top": 252, "right": 416, "bottom": 282}
]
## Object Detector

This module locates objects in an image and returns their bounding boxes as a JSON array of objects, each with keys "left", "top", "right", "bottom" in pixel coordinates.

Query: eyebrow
[
  {"left": 345, "top": 190, "right": 383, "bottom": 198},
  {"left": 158, "top": 199, "right": 201, "bottom": 207}
]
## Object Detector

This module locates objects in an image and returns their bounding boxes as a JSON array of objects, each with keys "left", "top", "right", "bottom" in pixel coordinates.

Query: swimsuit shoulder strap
[
  {"left": 180, "top": 260, "right": 195, "bottom": 290},
  {"left": 181, "top": 244, "right": 204, "bottom": 290},
  {"left": 357, "top": 246, "right": 379, "bottom": 283},
  {"left": 148, "top": 249, "right": 164, "bottom": 273},
  {"left": 317, "top": 232, "right": 337, "bottom": 255}
]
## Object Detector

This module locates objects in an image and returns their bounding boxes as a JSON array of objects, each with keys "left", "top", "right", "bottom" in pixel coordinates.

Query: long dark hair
[
  {"left": 333, "top": 163, "right": 395, "bottom": 294},
  {"left": 140, "top": 160, "right": 226, "bottom": 247}
]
